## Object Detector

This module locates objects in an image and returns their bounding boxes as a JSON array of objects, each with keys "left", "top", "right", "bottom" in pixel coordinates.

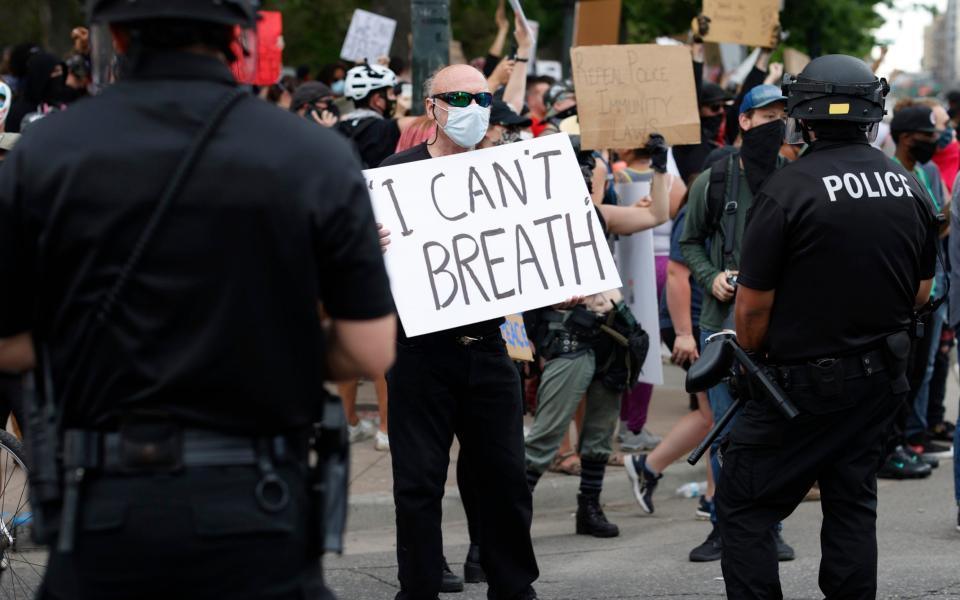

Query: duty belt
[
  {"left": 773, "top": 348, "right": 888, "bottom": 389},
  {"left": 56, "top": 426, "right": 302, "bottom": 553}
]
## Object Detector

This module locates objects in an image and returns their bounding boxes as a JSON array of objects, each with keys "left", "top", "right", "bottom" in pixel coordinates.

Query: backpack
[
  {"left": 704, "top": 150, "right": 742, "bottom": 270},
  {"left": 337, "top": 117, "right": 380, "bottom": 168}
]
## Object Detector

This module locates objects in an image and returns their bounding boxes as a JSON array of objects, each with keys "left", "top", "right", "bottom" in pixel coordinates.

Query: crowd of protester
[{"left": 0, "top": 3, "right": 958, "bottom": 594}]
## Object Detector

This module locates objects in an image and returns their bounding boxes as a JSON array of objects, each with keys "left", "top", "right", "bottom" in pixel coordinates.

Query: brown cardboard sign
[
  {"left": 573, "top": 0, "right": 622, "bottom": 47},
  {"left": 702, "top": 0, "right": 780, "bottom": 49},
  {"left": 783, "top": 48, "right": 811, "bottom": 75},
  {"left": 571, "top": 44, "right": 701, "bottom": 150}
]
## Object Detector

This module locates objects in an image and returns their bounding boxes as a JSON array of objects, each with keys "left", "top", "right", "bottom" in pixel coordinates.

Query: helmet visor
[
  {"left": 784, "top": 118, "right": 880, "bottom": 145},
  {"left": 90, "top": 23, "right": 119, "bottom": 94}
]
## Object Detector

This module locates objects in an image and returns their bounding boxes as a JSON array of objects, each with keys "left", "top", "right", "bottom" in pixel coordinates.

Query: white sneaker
[
  {"left": 348, "top": 419, "right": 376, "bottom": 444},
  {"left": 620, "top": 428, "right": 662, "bottom": 452},
  {"left": 374, "top": 430, "right": 390, "bottom": 451}
]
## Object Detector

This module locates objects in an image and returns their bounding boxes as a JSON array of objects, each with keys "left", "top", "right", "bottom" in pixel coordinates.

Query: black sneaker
[
  {"left": 903, "top": 444, "right": 939, "bottom": 469},
  {"left": 774, "top": 530, "right": 795, "bottom": 561},
  {"left": 696, "top": 496, "right": 713, "bottom": 521},
  {"left": 906, "top": 433, "right": 953, "bottom": 460},
  {"left": 929, "top": 421, "right": 956, "bottom": 443},
  {"left": 689, "top": 525, "right": 722, "bottom": 562},
  {"left": 877, "top": 446, "right": 932, "bottom": 479},
  {"left": 625, "top": 454, "right": 661, "bottom": 514},
  {"left": 441, "top": 557, "right": 464, "bottom": 593}
]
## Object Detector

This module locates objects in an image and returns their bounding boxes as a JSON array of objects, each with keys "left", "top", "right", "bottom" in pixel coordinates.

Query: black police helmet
[
  {"left": 782, "top": 54, "right": 889, "bottom": 123},
  {"left": 87, "top": 0, "right": 257, "bottom": 27}
]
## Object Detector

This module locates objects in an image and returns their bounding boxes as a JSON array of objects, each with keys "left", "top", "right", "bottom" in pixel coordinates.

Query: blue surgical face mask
[
  {"left": 435, "top": 102, "right": 490, "bottom": 148},
  {"left": 331, "top": 79, "right": 345, "bottom": 96},
  {"left": 937, "top": 126, "right": 954, "bottom": 149}
]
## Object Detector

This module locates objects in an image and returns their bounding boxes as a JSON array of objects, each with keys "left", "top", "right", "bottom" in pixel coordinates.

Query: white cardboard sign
[
  {"left": 363, "top": 135, "right": 622, "bottom": 337},
  {"left": 340, "top": 9, "right": 397, "bottom": 63},
  {"left": 614, "top": 181, "right": 664, "bottom": 386}
]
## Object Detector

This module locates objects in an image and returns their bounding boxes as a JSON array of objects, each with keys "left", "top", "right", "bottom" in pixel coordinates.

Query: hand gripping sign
[{"left": 363, "top": 135, "right": 622, "bottom": 337}]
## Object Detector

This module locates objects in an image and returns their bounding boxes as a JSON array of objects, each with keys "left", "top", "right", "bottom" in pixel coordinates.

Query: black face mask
[
  {"left": 741, "top": 119, "right": 786, "bottom": 195},
  {"left": 909, "top": 138, "right": 937, "bottom": 164},
  {"left": 701, "top": 114, "right": 723, "bottom": 140}
]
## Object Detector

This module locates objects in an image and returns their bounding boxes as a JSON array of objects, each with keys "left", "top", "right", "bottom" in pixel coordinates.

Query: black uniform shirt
[
  {"left": 380, "top": 143, "right": 506, "bottom": 342},
  {"left": 0, "top": 51, "right": 393, "bottom": 433},
  {"left": 739, "top": 140, "right": 938, "bottom": 362}
]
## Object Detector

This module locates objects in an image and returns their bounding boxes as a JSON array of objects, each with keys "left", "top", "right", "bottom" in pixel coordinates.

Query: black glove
[
  {"left": 691, "top": 14, "right": 711, "bottom": 42},
  {"left": 645, "top": 133, "right": 668, "bottom": 174},
  {"left": 580, "top": 164, "right": 594, "bottom": 194}
]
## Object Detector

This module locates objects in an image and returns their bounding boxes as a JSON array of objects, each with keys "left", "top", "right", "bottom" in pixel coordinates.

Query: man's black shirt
[
  {"left": 379, "top": 143, "right": 506, "bottom": 341},
  {"left": 739, "top": 140, "right": 938, "bottom": 362},
  {"left": 0, "top": 51, "right": 393, "bottom": 433}
]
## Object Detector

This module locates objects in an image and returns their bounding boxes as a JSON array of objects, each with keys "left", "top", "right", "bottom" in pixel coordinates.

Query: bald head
[{"left": 427, "top": 64, "right": 489, "bottom": 97}]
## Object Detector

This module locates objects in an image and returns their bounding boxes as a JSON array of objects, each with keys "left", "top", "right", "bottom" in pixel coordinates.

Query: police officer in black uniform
[
  {"left": 718, "top": 55, "right": 938, "bottom": 599},
  {"left": 0, "top": 1, "right": 396, "bottom": 598}
]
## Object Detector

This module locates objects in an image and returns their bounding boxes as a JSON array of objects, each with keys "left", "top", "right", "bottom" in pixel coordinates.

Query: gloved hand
[
  {"left": 691, "top": 14, "right": 711, "bottom": 42},
  {"left": 580, "top": 164, "right": 594, "bottom": 194},
  {"left": 645, "top": 133, "right": 668, "bottom": 174}
]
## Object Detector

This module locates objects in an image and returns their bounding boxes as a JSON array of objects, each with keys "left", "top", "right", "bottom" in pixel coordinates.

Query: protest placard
[
  {"left": 613, "top": 181, "right": 663, "bottom": 386},
  {"left": 363, "top": 135, "right": 622, "bottom": 337},
  {"left": 783, "top": 48, "right": 811, "bottom": 74},
  {"left": 536, "top": 60, "right": 563, "bottom": 81},
  {"left": 701, "top": 0, "right": 780, "bottom": 49},
  {"left": 508, "top": 0, "right": 534, "bottom": 37},
  {"left": 501, "top": 314, "right": 535, "bottom": 361},
  {"left": 340, "top": 9, "right": 397, "bottom": 63},
  {"left": 571, "top": 44, "right": 701, "bottom": 150},
  {"left": 573, "top": 0, "right": 622, "bottom": 46}
]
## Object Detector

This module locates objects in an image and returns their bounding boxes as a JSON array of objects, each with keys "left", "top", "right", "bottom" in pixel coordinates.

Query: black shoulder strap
[
  {"left": 722, "top": 154, "right": 741, "bottom": 268},
  {"left": 706, "top": 152, "right": 741, "bottom": 269},
  {"left": 96, "top": 87, "right": 248, "bottom": 325},
  {"left": 37, "top": 86, "right": 248, "bottom": 409}
]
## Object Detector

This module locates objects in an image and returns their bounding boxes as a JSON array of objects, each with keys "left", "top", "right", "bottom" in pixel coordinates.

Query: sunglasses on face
[
  {"left": 431, "top": 91, "right": 493, "bottom": 108},
  {"left": 705, "top": 103, "right": 726, "bottom": 113}
]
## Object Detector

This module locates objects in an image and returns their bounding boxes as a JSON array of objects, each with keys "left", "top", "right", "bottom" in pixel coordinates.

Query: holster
[
  {"left": 23, "top": 367, "right": 64, "bottom": 547},
  {"left": 310, "top": 388, "right": 350, "bottom": 556},
  {"left": 882, "top": 330, "right": 911, "bottom": 394}
]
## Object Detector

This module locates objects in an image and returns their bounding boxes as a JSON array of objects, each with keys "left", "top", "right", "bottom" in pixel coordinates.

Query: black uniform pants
[
  {"left": 40, "top": 464, "right": 333, "bottom": 600},
  {"left": 716, "top": 371, "right": 901, "bottom": 600},
  {"left": 388, "top": 337, "right": 538, "bottom": 600}
]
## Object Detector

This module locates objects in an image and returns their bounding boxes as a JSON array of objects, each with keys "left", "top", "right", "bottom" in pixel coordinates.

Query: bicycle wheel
[{"left": 0, "top": 429, "right": 46, "bottom": 598}]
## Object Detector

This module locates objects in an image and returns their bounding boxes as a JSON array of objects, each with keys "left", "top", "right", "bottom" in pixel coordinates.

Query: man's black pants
[
  {"left": 389, "top": 337, "right": 538, "bottom": 600},
  {"left": 717, "top": 369, "right": 901, "bottom": 600},
  {"left": 40, "top": 463, "right": 333, "bottom": 600}
]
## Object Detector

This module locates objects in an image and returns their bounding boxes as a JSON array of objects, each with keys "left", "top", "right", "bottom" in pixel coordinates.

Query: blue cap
[{"left": 739, "top": 84, "right": 787, "bottom": 114}]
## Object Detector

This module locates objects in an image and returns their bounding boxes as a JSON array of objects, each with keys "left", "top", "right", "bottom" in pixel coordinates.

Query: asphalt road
[
  {"left": 328, "top": 361, "right": 960, "bottom": 600},
  {"left": 327, "top": 461, "right": 959, "bottom": 599}
]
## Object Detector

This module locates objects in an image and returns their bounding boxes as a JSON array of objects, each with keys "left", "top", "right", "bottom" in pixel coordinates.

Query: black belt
[
  {"left": 62, "top": 428, "right": 299, "bottom": 473},
  {"left": 403, "top": 329, "right": 504, "bottom": 348},
  {"left": 57, "top": 426, "right": 299, "bottom": 554},
  {"left": 773, "top": 348, "right": 887, "bottom": 388}
]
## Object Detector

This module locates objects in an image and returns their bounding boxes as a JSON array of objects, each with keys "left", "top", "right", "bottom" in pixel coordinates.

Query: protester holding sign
[{"left": 379, "top": 64, "right": 540, "bottom": 600}]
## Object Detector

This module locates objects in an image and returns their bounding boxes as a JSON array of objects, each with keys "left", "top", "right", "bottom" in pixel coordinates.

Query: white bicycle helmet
[{"left": 344, "top": 63, "right": 398, "bottom": 101}]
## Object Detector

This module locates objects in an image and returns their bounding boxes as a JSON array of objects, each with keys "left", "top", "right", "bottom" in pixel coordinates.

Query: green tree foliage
[
  {"left": 620, "top": 0, "right": 892, "bottom": 59},
  {"left": 0, "top": 0, "right": 901, "bottom": 73},
  {"left": 0, "top": 0, "right": 83, "bottom": 56}
]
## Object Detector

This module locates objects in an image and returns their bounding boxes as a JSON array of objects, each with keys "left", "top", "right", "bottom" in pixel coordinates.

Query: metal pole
[{"left": 410, "top": 0, "right": 450, "bottom": 116}]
